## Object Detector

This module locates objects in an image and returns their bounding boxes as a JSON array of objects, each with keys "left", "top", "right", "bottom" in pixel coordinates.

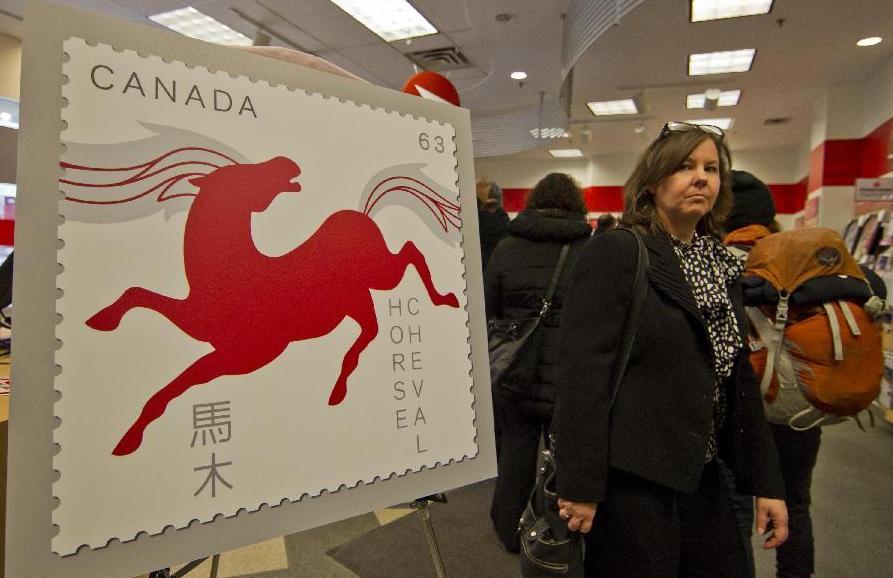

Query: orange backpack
[{"left": 743, "top": 228, "right": 883, "bottom": 429}]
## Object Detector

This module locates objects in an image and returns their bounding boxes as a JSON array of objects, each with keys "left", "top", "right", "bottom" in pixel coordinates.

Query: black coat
[
  {"left": 484, "top": 209, "right": 592, "bottom": 404},
  {"left": 478, "top": 205, "right": 510, "bottom": 267},
  {"left": 552, "top": 228, "right": 785, "bottom": 502}
]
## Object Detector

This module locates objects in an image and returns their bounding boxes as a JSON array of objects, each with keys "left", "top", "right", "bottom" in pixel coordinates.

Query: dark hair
[
  {"left": 621, "top": 129, "right": 733, "bottom": 238},
  {"left": 595, "top": 213, "right": 617, "bottom": 233},
  {"left": 525, "top": 173, "right": 588, "bottom": 216},
  {"left": 724, "top": 169, "right": 776, "bottom": 232}
]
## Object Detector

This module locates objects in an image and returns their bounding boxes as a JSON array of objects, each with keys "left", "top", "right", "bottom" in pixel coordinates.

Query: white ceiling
[{"left": 0, "top": 0, "right": 892, "bottom": 159}]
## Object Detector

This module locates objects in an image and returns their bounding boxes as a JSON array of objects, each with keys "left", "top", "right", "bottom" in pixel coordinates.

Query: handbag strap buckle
[{"left": 539, "top": 299, "right": 552, "bottom": 317}]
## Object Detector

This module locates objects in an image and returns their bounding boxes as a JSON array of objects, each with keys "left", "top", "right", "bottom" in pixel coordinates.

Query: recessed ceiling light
[
  {"left": 686, "top": 89, "right": 742, "bottom": 108},
  {"left": 511, "top": 71, "right": 528, "bottom": 80},
  {"left": 587, "top": 98, "right": 638, "bottom": 116},
  {"left": 685, "top": 117, "right": 735, "bottom": 130},
  {"left": 688, "top": 49, "right": 755, "bottom": 75},
  {"left": 329, "top": 0, "right": 438, "bottom": 42},
  {"left": 0, "top": 97, "right": 19, "bottom": 130},
  {"left": 0, "top": 116, "right": 15, "bottom": 130},
  {"left": 549, "top": 149, "right": 584, "bottom": 158},
  {"left": 690, "top": 0, "right": 773, "bottom": 22},
  {"left": 148, "top": 7, "right": 252, "bottom": 45},
  {"left": 857, "top": 36, "right": 883, "bottom": 47},
  {"left": 530, "top": 128, "right": 570, "bottom": 139}
]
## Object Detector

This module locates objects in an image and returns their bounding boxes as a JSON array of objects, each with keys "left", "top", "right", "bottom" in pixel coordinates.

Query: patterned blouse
[{"left": 670, "top": 233, "right": 744, "bottom": 461}]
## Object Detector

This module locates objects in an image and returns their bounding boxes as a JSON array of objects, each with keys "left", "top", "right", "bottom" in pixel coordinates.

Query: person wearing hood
[
  {"left": 484, "top": 172, "right": 592, "bottom": 552},
  {"left": 723, "top": 169, "right": 780, "bottom": 249},
  {"left": 722, "top": 170, "right": 786, "bottom": 578},
  {"left": 723, "top": 170, "right": 885, "bottom": 578}
]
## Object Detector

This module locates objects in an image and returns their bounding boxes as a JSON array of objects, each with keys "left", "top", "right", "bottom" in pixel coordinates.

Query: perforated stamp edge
[{"left": 52, "top": 36, "right": 480, "bottom": 555}]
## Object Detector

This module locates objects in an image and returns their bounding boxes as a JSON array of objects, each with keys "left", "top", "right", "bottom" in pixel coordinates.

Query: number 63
[{"left": 418, "top": 132, "right": 445, "bottom": 153}]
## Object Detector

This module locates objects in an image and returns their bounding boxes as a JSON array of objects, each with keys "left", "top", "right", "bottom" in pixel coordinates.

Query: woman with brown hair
[
  {"left": 485, "top": 172, "right": 591, "bottom": 552},
  {"left": 551, "top": 123, "right": 788, "bottom": 577}
]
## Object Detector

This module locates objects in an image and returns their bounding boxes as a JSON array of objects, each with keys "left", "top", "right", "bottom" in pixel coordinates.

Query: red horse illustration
[{"left": 62, "top": 149, "right": 461, "bottom": 456}]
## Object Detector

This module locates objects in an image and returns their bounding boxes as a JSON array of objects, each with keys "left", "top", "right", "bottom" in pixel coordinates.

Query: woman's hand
[
  {"left": 557, "top": 498, "right": 598, "bottom": 533},
  {"left": 755, "top": 497, "right": 788, "bottom": 549}
]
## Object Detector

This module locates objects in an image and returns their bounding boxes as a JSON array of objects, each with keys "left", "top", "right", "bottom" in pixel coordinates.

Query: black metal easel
[
  {"left": 148, "top": 493, "right": 449, "bottom": 578},
  {"left": 148, "top": 553, "right": 220, "bottom": 578},
  {"left": 408, "top": 493, "right": 449, "bottom": 578}
]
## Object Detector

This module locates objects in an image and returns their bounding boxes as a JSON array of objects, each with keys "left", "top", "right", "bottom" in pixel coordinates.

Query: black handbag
[
  {"left": 519, "top": 441, "right": 584, "bottom": 577},
  {"left": 487, "top": 243, "right": 571, "bottom": 391},
  {"left": 519, "top": 227, "right": 650, "bottom": 578}
]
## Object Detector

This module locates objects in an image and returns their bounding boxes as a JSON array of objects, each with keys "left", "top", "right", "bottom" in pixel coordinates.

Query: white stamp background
[{"left": 54, "top": 39, "right": 475, "bottom": 554}]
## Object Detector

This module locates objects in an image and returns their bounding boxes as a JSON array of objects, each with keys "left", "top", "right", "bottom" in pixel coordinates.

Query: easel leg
[
  {"left": 410, "top": 495, "right": 448, "bottom": 578},
  {"left": 150, "top": 553, "right": 221, "bottom": 578}
]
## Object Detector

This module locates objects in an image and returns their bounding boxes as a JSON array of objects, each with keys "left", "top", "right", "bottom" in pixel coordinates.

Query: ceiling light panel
[
  {"left": 0, "top": 97, "right": 19, "bottom": 130},
  {"left": 685, "top": 117, "right": 735, "bottom": 130},
  {"left": 530, "top": 128, "right": 570, "bottom": 139},
  {"left": 857, "top": 37, "right": 883, "bottom": 47},
  {"left": 549, "top": 149, "right": 584, "bottom": 158},
  {"left": 690, "top": 0, "right": 773, "bottom": 22},
  {"left": 148, "top": 8, "right": 252, "bottom": 45},
  {"left": 329, "top": 0, "right": 438, "bottom": 42},
  {"left": 686, "top": 89, "right": 742, "bottom": 108},
  {"left": 688, "top": 49, "right": 755, "bottom": 75},
  {"left": 587, "top": 98, "right": 638, "bottom": 116}
]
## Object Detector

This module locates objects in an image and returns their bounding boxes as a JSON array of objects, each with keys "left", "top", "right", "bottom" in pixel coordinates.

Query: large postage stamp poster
[{"left": 52, "top": 38, "right": 476, "bottom": 554}]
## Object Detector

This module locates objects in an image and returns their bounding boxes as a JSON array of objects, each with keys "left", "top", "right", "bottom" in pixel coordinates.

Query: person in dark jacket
[
  {"left": 722, "top": 170, "right": 786, "bottom": 578},
  {"left": 485, "top": 172, "right": 592, "bottom": 552},
  {"left": 594, "top": 213, "right": 617, "bottom": 234},
  {"left": 553, "top": 123, "right": 788, "bottom": 577},
  {"left": 477, "top": 178, "right": 510, "bottom": 268},
  {"left": 723, "top": 169, "right": 887, "bottom": 578}
]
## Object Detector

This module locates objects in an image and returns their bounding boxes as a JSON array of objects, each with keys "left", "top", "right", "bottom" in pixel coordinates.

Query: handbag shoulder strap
[
  {"left": 540, "top": 243, "right": 572, "bottom": 316},
  {"left": 548, "top": 231, "right": 646, "bottom": 451},
  {"left": 608, "top": 227, "right": 650, "bottom": 409}
]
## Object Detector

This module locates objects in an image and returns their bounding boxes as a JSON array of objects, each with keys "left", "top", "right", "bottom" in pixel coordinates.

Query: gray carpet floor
[
  {"left": 218, "top": 416, "right": 893, "bottom": 578},
  {"left": 752, "top": 417, "right": 893, "bottom": 578},
  {"left": 327, "top": 481, "right": 518, "bottom": 578}
]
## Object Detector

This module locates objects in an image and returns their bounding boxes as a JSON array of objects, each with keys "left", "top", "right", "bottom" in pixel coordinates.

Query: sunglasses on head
[{"left": 659, "top": 121, "right": 725, "bottom": 140}]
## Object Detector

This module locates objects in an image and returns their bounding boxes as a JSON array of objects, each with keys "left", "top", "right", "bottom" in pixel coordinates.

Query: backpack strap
[
  {"left": 727, "top": 244, "right": 748, "bottom": 264},
  {"left": 747, "top": 306, "right": 784, "bottom": 396},
  {"left": 789, "top": 407, "right": 839, "bottom": 430},
  {"left": 821, "top": 303, "right": 844, "bottom": 361},
  {"left": 837, "top": 300, "right": 861, "bottom": 336}
]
